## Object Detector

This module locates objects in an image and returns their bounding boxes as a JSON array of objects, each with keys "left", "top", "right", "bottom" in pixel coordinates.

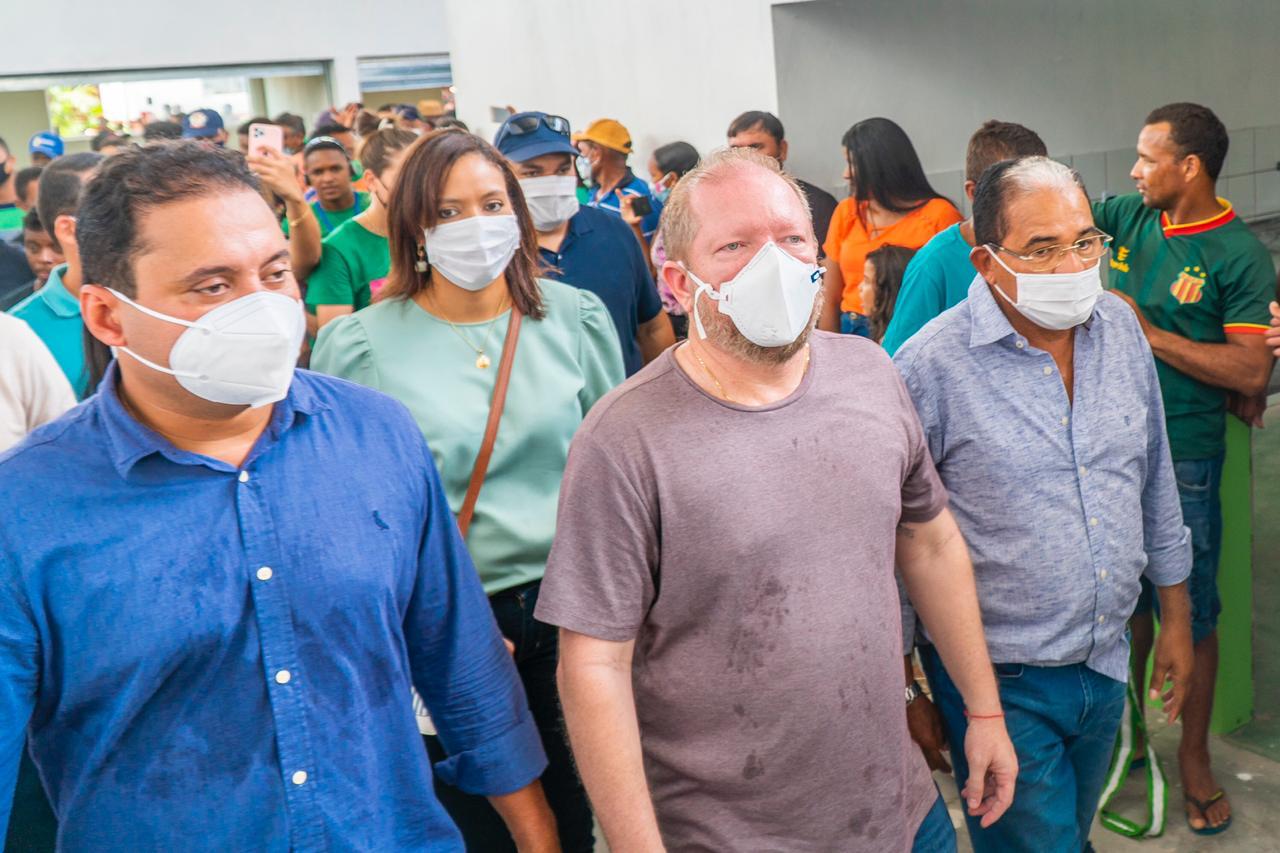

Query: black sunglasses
[{"left": 502, "top": 114, "right": 571, "bottom": 139}]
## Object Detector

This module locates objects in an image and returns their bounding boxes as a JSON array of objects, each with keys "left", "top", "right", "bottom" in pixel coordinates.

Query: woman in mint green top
[{"left": 311, "top": 129, "right": 622, "bottom": 852}]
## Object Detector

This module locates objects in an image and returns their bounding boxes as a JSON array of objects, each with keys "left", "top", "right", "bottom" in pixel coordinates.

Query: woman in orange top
[{"left": 819, "top": 117, "right": 962, "bottom": 336}]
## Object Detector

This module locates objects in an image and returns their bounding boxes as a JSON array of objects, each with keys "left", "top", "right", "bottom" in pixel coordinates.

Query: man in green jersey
[
  {"left": 297, "top": 136, "right": 369, "bottom": 239},
  {"left": 1095, "top": 102, "right": 1276, "bottom": 835}
]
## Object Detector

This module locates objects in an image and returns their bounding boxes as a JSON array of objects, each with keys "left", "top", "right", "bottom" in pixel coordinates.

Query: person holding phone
[
  {"left": 311, "top": 128, "right": 624, "bottom": 852},
  {"left": 496, "top": 112, "right": 674, "bottom": 375},
  {"left": 573, "top": 118, "right": 663, "bottom": 242}
]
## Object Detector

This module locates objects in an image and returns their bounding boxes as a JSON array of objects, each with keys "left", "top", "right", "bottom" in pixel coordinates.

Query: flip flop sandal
[{"left": 1185, "top": 790, "right": 1232, "bottom": 836}]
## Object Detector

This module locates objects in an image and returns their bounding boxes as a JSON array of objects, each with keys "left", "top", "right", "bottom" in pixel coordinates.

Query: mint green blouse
[{"left": 311, "top": 278, "right": 625, "bottom": 594}]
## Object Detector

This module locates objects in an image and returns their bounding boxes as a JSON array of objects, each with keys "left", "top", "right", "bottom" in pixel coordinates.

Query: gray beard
[{"left": 694, "top": 287, "right": 823, "bottom": 366}]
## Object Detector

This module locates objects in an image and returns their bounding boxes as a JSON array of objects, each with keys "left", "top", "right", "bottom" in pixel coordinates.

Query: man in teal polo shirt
[
  {"left": 7, "top": 152, "right": 102, "bottom": 398},
  {"left": 882, "top": 121, "right": 1047, "bottom": 355}
]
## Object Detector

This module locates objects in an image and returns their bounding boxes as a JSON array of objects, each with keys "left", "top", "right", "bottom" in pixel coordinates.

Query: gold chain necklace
[
  {"left": 690, "top": 344, "right": 811, "bottom": 404},
  {"left": 432, "top": 296, "right": 508, "bottom": 369}
]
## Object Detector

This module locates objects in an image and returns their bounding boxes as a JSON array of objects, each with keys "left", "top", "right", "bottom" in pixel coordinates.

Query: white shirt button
[
  {"left": 1015, "top": 340, "right": 1026, "bottom": 349},
  {"left": 1061, "top": 416, "right": 1070, "bottom": 426},
  {"left": 1098, "top": 615, "right": 1107, "bottom": 624},
  {"left": 257, "top": 567, "right": 273, "bottom": 581},
  {"left": 1100, "top": 569, "right": 1109, "bottom": 580},
  {"left": 1079, "top": 466, "right": 1088, "bottom": 476},
  {"left": 1043, "top": 366, "right": 1053, "bottom": 375},
  {"left": 292, "top": 770, "right": 308, "bottom": 786},
  {"left": 275, "top": 670, "right": 292, "bottom": 684},
  {"left": 238, "top": 471, "right": 250, "bottom": 483},
  {"left": 1089, "top": 517, "right": 1099, "bottom": 527}
]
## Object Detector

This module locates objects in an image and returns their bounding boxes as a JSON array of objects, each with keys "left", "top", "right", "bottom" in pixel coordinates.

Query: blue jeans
[
  {"left": 1133, "top": 453, "right": 1224, "bottom": 644},
  {"left": 920, "top": 647, "right": 1125, "bottom": 853},
  {"left": 911, "top": 790, "right": 957, "bottom": 852},
  {"left": 840, "top": 311, "right": 872, "bottom": 338}
]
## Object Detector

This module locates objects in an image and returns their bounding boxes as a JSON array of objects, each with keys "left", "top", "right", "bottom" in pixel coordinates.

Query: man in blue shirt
[
  {"left": 893, "top": 156, "right": 1194, "bottom": 853},
  {"left": 498, "top": 111, "right": 673, "bottom": 375},
  {"left": 573, "top": 118, "right": 663, "bottom": 241},
  {"left": 8, "top": 151, "right": 103, "bottom": 398},
  {"left": 0, "top": 142, "right": 556, "bottom": 850},
  {"left": 882, "top": 121, "right": 1047, "bottom": 355}
]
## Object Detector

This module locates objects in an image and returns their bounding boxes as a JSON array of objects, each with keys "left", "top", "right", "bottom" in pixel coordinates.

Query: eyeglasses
[
  {"left": 988, "top": 233, "right": 1113, "bottom": 273},
  {"left": 501, "top": 114, "right": 571, "bottom": 139}
]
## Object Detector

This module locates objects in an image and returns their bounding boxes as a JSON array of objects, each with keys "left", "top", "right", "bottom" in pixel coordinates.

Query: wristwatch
[{"left": 905, "top": 681, "right": 924, "bottom": 705}]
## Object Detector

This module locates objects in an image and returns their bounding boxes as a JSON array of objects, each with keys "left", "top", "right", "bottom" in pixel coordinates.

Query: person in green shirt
[
  {"left": 1097, "top": 102, "right": 1276, "bottom": 837},
  {"left": 0, "top": 136, "right": 25, "bottom": 232},
  {"left": 307, "top": 126, "right": 417, "bottom": 328},
  {"left": 290, "top": 136, "right": 369, "bottom": 238},
  {"left": 311, "top": 129, "right": 623, "bottom": 853}
]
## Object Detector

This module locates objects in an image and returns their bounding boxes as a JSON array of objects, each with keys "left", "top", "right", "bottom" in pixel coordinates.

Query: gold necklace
[
  {"left": 433, "top": 296, "right": 508, "bottom": 369},
  {"left": 689, "top": 344, "right": 811, "bottom": 404}
]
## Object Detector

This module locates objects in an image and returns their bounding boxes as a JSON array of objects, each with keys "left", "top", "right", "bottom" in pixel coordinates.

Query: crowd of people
[{"left": 0, "top": 93, "right": 1278, "bottom": 852}]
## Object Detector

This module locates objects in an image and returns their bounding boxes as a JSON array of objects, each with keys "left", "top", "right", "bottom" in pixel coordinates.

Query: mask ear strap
[
  {"left": 107, "top": 288, "right": 203, "bottom": 332},
  {"left": 679, "top": 263, "right": 721, "bottom": 341}
]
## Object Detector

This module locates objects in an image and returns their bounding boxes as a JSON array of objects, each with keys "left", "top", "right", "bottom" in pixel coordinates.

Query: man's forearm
[
  {"left": 489, "top": 782, "right": 560, "bottom": 852},
  {"left": 637, "top": 314, "right": 676, "bottom": 364},
  {"left": 1147, "top": 328, "right": 1273, "bottom": 396},
  {"left": 558, "top": 643, "right": 663, "bottom": 852},
  {"left": 818, "top": 259, "right": 842, "bottom": 331},
  {"left": 1153, "top": 580, "right": 1192, "bottom": 633},
  {"left": 284, "top": 198, "right": 323, "bottom": 280},
  {"left": 898, "top": 514, "right": 1001, "bottom": 715}
]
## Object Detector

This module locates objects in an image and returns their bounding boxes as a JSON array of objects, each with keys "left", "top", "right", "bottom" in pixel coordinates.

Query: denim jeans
[
  {"left": 920, "top": 646, "right": 1125, "bottom": 853},
  {"left": 423, "top": 580, "right": 594, "bottom": 852},
  {"left": 911, "top": 790, "right": 958, "bottom": 852},
  {"left": 840, "top": 311, "right": 872, "bottom": 338},
  {"left": 1134, "top": 454, "right": 1224, "bottom": 644}
]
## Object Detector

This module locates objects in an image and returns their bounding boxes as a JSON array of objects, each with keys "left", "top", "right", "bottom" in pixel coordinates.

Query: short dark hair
[
  {"left": 965, "top": 120, "right": 1048, "bottom": 183},
  {"left": 432, "top": 117, "right": 469, "bottom": 132},
  {"left": 143, "top": 121, "right": 184, "bottom": 142},
  {"left": 357, "top": 127, "right": 418, "bottom": 177},
  {"left": 727, "top": 110, "right": 785, "bottom": 144},
  {"left": 77, "top": 143, "right": 260, "bottom": 297},
  {"left": 1144, "top": 102, "right": 1228, "bottom": 181},
  {"left": 37, "top": 152, "right": 103, "bottom": 251},
  {"left": 14, "top": 166, "right": 42, "bottom": 203},
  {"left": 91, "top": 130, "right": 127, "bottom": 152},
  {"left": 274, "top": 112, "right": 306, "bottom": 137},
  {"left": 842, "top": 117, "right": 946, "bottom": 214},
  {"left": 653, "top": 141, "right": 700, "bottom": 178},
  {"left": 972, "top": 156, "right": 1085, "bottom": 248},
  {"left": 312, "top": 122, "right": 351, "bottom": 140},
  {"left": 236, "top": 116, "right": 271, "bottom": 135},
  {"left": 22, "top": 207, "right": 43, "bottom": 234}
]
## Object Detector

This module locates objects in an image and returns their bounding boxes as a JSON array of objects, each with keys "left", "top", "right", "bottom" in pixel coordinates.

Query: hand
[
  {"left": 329, "top": 102, "right": 360, "bottom": 129},
  {"left": 615, "top": 190, "right": 642, "bottom": 227},
  {"left": 247, "top": 147, "right": 303, "bottom": 204},
  {"left": 1149, "top": 619, "right": 1194, "bottom": 723},
  {"left": 1112, "top": 290, "right": 1154, "bottom": 340},
  {"left": 1227, "top": 391, "right": 1268, "bottom": 428},
  {"left": 906, "top": 695, "right": 952, "bottom": 773},
  {"left": 1266, "top": 301, "right": 1280, "bottom": 357},
  {"left": 961, "top": 717, "right": 1017, "bottom": 828}
]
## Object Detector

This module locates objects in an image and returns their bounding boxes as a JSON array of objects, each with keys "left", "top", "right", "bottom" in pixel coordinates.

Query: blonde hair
[{"left": 659, "top": 146, "right": 811, "bottom": 262}]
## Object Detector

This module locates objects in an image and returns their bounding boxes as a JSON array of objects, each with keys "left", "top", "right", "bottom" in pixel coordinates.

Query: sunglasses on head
[{"left": 503, "top": 114, "right": 571, "bottom": 138}]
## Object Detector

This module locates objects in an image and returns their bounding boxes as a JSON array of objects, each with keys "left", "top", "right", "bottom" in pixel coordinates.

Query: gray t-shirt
[{"left": 536, "top": 331, "right": 948, "bottom": 852}]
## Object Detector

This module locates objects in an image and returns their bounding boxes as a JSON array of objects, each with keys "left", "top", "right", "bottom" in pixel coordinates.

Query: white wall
[
  {"left": 773, "top": 0, "right": 1280, "bottom": 216},
  {"left": 0, "top": 0, "right": 450, "bottom": 104},
  {"left": 443, "top": 0, "right": 789, "bottom": 182}
]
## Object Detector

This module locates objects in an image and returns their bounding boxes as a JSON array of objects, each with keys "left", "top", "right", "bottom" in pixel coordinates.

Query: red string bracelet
[{"left": 964, "top": 709, "right": 1005, "bottom": 720}]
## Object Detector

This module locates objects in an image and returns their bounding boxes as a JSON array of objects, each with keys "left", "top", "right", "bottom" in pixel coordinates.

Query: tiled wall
[{"left": 927, "top": 124, "right": 1280, "bottom": 220}]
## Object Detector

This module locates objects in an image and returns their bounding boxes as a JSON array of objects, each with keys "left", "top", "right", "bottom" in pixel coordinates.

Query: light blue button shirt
[
  {"left": 893, "top": 278, "right": 1191, "bottom": 682},
  {"left": 7, "top": 264, "right": 86, "bottom": 398}
]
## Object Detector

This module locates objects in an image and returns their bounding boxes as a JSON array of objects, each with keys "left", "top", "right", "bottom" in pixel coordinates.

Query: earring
[{"left": 415, "top": 244, "right": 428, "bottom": 273}]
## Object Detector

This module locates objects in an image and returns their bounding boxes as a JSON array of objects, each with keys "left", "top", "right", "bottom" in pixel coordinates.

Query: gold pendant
[{"left": 476, "top": 353, "right": 492, "bottom": 369}]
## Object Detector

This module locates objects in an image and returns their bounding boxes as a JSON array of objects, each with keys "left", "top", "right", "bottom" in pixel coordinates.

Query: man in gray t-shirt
[{"left": 536, "top": 147, "right": 1017, "bottom": 852}]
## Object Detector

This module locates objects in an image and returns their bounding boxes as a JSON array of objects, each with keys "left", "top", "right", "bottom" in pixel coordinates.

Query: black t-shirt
[
  {"left": 795, "top": 177, "right": 839, "bottom": 257},
  {"left": 0, "top": 235, "right": 33, "bottom": 310}
]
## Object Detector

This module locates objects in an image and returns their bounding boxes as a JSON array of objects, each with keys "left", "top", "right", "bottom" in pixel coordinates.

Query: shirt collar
[
  {"left": 1161, "top": 198, "right": 1235, "bottom": 237},
  {"left": 967, "top": 275, "right": 1017, "bottom": 348},
  {"left": 40, "top": 265, "right": 82, "bottom": 318},
  {"left": 98, "top": 363, "right": 328, "bottom": 479}
]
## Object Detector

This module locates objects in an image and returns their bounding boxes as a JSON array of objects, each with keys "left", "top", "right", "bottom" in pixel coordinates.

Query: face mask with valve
[{"left": 681, "top": 242, "right": 824, "bottom": 347}]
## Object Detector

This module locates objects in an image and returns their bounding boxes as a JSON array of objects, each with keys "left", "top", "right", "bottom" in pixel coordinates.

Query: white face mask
[
  {"left": 424, "top": 214, "right": 521, "bottom": 291},
  {"left": 985, "top": 247, "right": 1102, "bottom": 331},
  {"left": 682, "top": 242, "right": 823, "bottom": 347},
  {"left": 109, "top": 289, "right": 305, "bottom": 408},
  {"left": 576, "top": 154, "right": 593, "bottom": 185},
  {"left": 520, "top": 175, "right": 580, "bottom": 231}
]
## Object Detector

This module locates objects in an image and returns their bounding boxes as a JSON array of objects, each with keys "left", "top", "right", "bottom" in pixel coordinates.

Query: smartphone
[
  {"left": 248, "top": 122, "right": 284, "bottom": 156},
  {"left": 629, "top": 194, "right": 653, "bottom": 218}
]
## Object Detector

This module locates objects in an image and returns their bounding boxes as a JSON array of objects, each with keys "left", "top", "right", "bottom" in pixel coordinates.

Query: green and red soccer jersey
[{"left": 1093, "top": 193, "right": 1276, "bottom": 460}]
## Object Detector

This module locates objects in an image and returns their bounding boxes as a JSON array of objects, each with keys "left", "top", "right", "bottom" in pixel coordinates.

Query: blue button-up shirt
[
  {"left": 893, "top": 279, "right": 1191, "bottom": 682},
  {"left": 0, "top": 366, "right": 545, "bottom": 849}
]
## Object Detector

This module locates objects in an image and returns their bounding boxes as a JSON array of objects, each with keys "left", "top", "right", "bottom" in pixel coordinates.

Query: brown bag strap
[{"left": 456, "top": 309, "right": 522, "bottom": 538}]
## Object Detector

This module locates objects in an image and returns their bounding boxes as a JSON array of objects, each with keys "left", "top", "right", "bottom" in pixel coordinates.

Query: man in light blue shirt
[
  {"left": 883, "top": 121, "right": 1047, "bottom": 355},
  {"left": 7, "top": 152, "right": 102, "bottom": 398},
  {"left": 894, "top": 156, "right": 1193, "bottom": 853}
]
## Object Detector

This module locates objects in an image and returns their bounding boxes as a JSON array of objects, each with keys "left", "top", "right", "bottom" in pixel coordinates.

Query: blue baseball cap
[
  {"left": 182, "top": 108, "right": 225, "bottom": 139},
  {"left": 494, "top": 112, "right": 578, "bottom": 162},
  {"left": 28, "top": 131, "right": 64, "bottom": 159}
]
